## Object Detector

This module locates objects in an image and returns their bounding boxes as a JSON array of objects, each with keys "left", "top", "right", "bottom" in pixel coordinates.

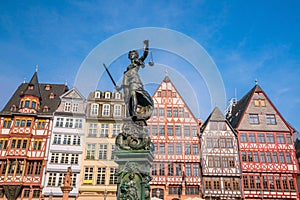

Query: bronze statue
[{"left": 116, "top": 40, "right": 154, "bottom": 123}]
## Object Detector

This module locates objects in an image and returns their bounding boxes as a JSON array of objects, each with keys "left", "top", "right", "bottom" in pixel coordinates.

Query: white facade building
[{"left": 43, "top": 88, "right": 86, "bottom": 198}]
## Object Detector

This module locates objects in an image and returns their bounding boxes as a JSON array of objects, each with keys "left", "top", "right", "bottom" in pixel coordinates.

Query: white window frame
[
  {"left": 64, "top": 102, "right": 71, "bottom": 112},
  {"left": 102, "top": 104, "right": 110, "bottom": 116},
  {"left": 114, "top": 104, "right": 122, "bottom": 116},
  {"left": 91, "top": 104, "right": 99, "bottom": 116},
  {"left": 72, "top": 103, "right": 79, "bottom": 112}
]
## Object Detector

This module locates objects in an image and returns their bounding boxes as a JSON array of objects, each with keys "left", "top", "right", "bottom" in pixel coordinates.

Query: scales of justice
[{"left": 103, "top": 40, "right": 155, "bottom": 200}]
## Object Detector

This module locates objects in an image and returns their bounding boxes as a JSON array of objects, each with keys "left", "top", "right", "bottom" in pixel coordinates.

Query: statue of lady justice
[{"left": 116, "top": 40, "right": 154, "bottom": 123}]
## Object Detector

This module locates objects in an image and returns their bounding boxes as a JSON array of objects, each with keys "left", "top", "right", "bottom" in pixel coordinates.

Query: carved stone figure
[{"left": 63, "top": 167, "right": 72, "bottom": 187}]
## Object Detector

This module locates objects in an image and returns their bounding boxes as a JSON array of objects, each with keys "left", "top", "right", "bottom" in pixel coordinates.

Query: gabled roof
[
  {"left": 227, "top": 84, "right": 262, "bottom": 128},
  {"left": 201, "top": 107, "right": 224, "bottom": 131},
  {"left": 23, "top": 71, "right": 41, "bottom": 99},
  {"left": 60, "top": 87, "right": 85, "bottom": 101}
]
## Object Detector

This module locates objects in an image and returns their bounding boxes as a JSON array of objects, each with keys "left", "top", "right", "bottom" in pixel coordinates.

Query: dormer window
[
  {"left": 10, "top": 105, "right": 17, "bottom": 112},
  {"left": 32, "top": 101, "right": 37, "bottom": 109},
  {"left": 95, "top": 91, "right": 100, "bottom": 98},
  {"left": 45, "top": 84, "right": 51, "bottom": 91},
  {"left": 115, "top": 93, "right": 121, "bottom": 99},
  {"left": 43, "top": 106, "right": 49, "bottom": 112},
  {"left": 24, "top": 100, "right": 30, "bottom": 108},
  {"left": 105, "top": 92, "right": 110, "bottom": 99},
  {"left": 28, "top": 85, "right": 34, "bottom": 90},
  {"left": 49, "top": 93, "right": 55, "bottom": 99}
]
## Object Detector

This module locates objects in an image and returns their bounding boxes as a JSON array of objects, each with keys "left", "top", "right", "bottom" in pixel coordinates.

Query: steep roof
[
  {"left": 1, "top": 81, "right": 68, "bottom": 115},
  {"left": 23, "top": 71, "right": 41, "bottom": 98},
  {"left": 227, "top": 84, "right": 262, "bottom": 128},
  {"left": 201, "top": 107, "right": 225, "bottom": 132}
]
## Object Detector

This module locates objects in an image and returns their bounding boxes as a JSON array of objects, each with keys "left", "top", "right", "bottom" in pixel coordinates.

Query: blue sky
[{"left": 0, "top": 0, "right": 300, "bottom": 131}]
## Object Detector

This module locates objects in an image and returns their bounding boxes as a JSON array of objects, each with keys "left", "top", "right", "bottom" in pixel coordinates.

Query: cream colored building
[{"left": 78, "top": 90, "right": 125, "bottom": 200}]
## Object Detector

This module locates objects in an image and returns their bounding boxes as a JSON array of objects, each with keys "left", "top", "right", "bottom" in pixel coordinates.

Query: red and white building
[
  {"left": 0, "top": 71, "right": 68, "bottom": 199},
  {"left": 226, "top": 84, "right": 299, "bottom": 199},
  {"left": 148, "top": 76, "right": 202, "bottom": 200}
]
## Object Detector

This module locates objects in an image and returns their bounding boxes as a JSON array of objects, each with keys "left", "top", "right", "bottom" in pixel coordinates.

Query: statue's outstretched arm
[{"left": 139, "top": 40, "right": 149, "bottom": 62}]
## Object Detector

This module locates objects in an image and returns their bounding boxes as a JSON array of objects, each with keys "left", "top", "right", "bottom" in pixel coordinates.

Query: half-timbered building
[
  {"left": 226, "top": 84, "right": 299, "bottom": 199},
  {"left": 78, "top": 90, "right": 125, "bottom": 200},
  {"left": 0, "top": 71, "right": 68, "bottom": 199},
  {"left": 43, "top": 88, "right": 86, "bottom": 199},
  {"left": 148, "top": 76, "right": 202, "bottom": 200},
  {"left": 200, "top": 107, "right": 243, "bottom": 199}
]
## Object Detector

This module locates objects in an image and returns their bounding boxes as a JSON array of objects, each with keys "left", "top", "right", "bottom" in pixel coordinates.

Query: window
[
  {"left": 31, "top": 101, "right": 37, "bottom": 109},
  {"left": 65, "top": 118, "right": 73, "bottom": 128},
  {"left": 205, "top": 180, "right": 212, "bottom": 190},
  {"left": 289, "top": 176, "right": 295, "bottom": 190},
  {"left": 88, "top": 123, "right": 97, "bottom": 137},
  {"left": 277, "top": 134, "right": 285, "bottom": 144},
  {"left": 112, "top": 124, "right": 121, "bottom": 137},
  {"left": 250, "top": 176, "right": 255, "bottom": 189},
  {"left": 33, "top": 141, "right": 42, "bottom": 150},
  {"left": 286, "top": 152, "right": 292, "bottom": 163},
  {"left": 185, "top": 144, "right": 191, "bottom": 154},
  {"left": 35, "top": 161, "right": 42, "bottom": 175},
  {"left": 167, "top": 164, "right": 173, "bottom": 176},
  {"left": 86, "top": 144, "right": 95, "bottom": 159},
  {"left": 99, "top": 144, "right": 107, "bottom": 160},
  {"left": 185, "top": 164, "right": 192, "bottom": 176},
  {"left": 258, "top": 133, "right": 265, "bottom": 143},
  {"left": 100, "top": 123, "right": 109, "bottom": 137},
  {"left": 14, "top": 119, "right": 20, "bottom": 127},
  {"left": 243, "top": 176, "right": 249, "bottom": 189},
  {"left": 152, "top": 125, "right": 158, "bottom": 136},
  {"left": 53, "top": 134, "right": 62, "bottom": 144},
  {"left": 3, "top": 119, "right": 12, "bottom": 128},
  {"left": 95, "top": 91, "right": 100, "bottom": 98},
  {"left": 186, "top": 186, "right": 199, "bottom": 195},
  {"left": 229, "top": 157, "right": 235, "bottom": 167},
  {"left": 260, "top": 152, "right": 266, "bottom": 162},
  {"left": 56, "top": 118, "right": 64, "bottom": 127},
  {"left": 254, "top": 152, "right": 259, "bottom": 162},
  {"left": 63, "top": 135, "right": 71, "bottom": 145},
  {"left": 226, "top": 138, "right": 233, "bottom": 148},
  {"left": 286, "top": 134, "right": 292, "bottom": 144},
  {"left": 111, "top": 145, "right": 115, "bottom": 160},
  {"left": 207, "top": 138, "right": 212, "bottom": 148},
  {"left": 266, "top": 134, "right": 275, "bottom": 143},
  {"left": 72, "top": 103, "right": 79, "bottom": 112},
  {"left": 192, "top": 126, "right": 197, "bottom": 136},
  {"left": 47, "top": 173, "right": 56, "bottom": 186},
  {"left": 175, "top": 164, "right": 182, "bottom": 176},
  {"left": 152, "top": 164, "right": 157, "bottom": 176},
  {"left": 213, "top": 180, "right": 220, "bottom": 190},
  {"left": 75, "top": 119, "right": 83, "bottom": 129},
  {"left": 167, "top": 107, "right": 172, "bottom": 117},
  {"left": 37, "top": 120, "right": 45, "bottom": 129},
  {"left": 213, "top": 139, "right": 219, "bottom": 148},
  {"left": 193, "top": 144, "right": 199, "bottom": 154},
  {"left": 159, "top": 144, "right": 165, "bottom": 154},
  {"left": 159, "top": 163, "right": 165, "bottom": 176},
  {"left": 152, "top": 108, "right": 157, "bottom": 116},
  {"left": 168, "top": 186, "right": 180, "bottom": 195},
  {"left": 96, "top": 168, "right": 106, "bottom": 184},
  {"left": 84, "top": 167, "right": 93, "bottom": 184},
  {"left": 64, "top": 102, "right": 71, "bottom": 112},
  {"left": 70, "top": 154, "right": 79, "bottom": 164},
  {"left": 275, "top": 176, "right": 281, "bottom": 189},
  {"left": 279, "top": 152, "right": 285, "bottom": 163},
  {"left": 61, "top": 153, "right": 69, "bottom": 164},
  {"left": 176, "top": 143, "right": 182, "bottom": 155},
  {"left": 266, "top": 114, "right": 276, "bottom": 125},
  {"left": 114, "top": 104, "right": 122, "bottom": 116},
  {"left": 25, "top": 100, "right": 30, "bottom": 108},
  {"left": 50, "top": 153, "right": 59, "bottom": 163},
  {"left": 173, "top": 108, "right": 178, "bottom": 117},
  {"left": 115, "top": 92, "right": 121, "bottom": 99},
  {"left": 102, "top": 104, "right": 110, "bottom": 116},
  {"left": 105, "top": 92, "right": 110, "bottom": 99},
  {"left": 269, "top": 176, "right": 275, "bottom": 190},
  {"left": 208, "top": 157, "right": 214, "bottom": 167},
  {"left": 167, "top": 125, "right": 173, "bottom": 136},
  {"left": 210, "top": 122, "right": 218, "bottom": 130},
  {"left": 175, "top": 125, "right": 181, "bottom": 137},
  {"left": 109, "top": 168, "right": 118, "bottom": 184},
  {"left": 282, "top": 176, "right": 288, "bottom": 190},
  {"left": 184, "top": 126, "right": 190, "bottom": 137},
  {"left": 179, "top": 108, "right": 184, "bottom": 117},
  {"left": 266, "top": 152, "right": 272, "bottom": 163},
  {"left": 193, "top": 164, "right": 199, "bottom": 176},
  {"left": 240, "top": 133, "right": 247, "bottom": 142},
  {"left": 273, "top": 152, "right": 278, "bottom": 163},
  {"left": 159, "top": 125, "right": 164, "bottom": 136},
  {"left": 249, "top": 114, "right": 259, "bottom": 124},
  {"left": 249, "top": 133, "right": 256, "bottom": 143},
  {"left": 159, "top": 108, "right": 165, "bottom": 116},
  {"left": 215, "top": 157, "right": 221, "bottom": 167},
  {"left": 91, "top": 104, "right": 99, "bottom": 116},
  {"left": 168, "top": 144, "right": 174, "bottom": 155}
]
